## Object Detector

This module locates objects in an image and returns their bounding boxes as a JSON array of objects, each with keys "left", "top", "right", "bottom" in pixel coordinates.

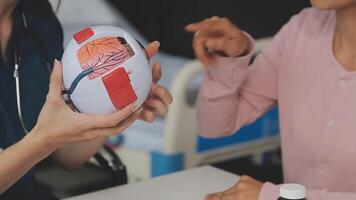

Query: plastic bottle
[{"left": 278, "top": 184, "right": 307, "bottom": 200}]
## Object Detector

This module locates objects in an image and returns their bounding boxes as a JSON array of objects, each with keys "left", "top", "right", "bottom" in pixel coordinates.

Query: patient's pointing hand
[
  {"left": 185, "top": 16, "right": 249, "bottom": 65},
  {"left": 139, "top": 41, "right": 173, "bottom": 122}
]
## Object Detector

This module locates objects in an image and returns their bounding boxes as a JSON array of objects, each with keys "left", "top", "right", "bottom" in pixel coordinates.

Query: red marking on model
[
  {"left": 73, "top": 28, "right": 94, "bottom": 44},
  {"left": 102, "top": 67, "right": 137, "bottom": 109}
]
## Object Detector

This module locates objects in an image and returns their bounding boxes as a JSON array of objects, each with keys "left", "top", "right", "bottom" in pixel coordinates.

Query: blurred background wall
[{"left": 107, "top": 0, "right": 310, "bottom": 57}]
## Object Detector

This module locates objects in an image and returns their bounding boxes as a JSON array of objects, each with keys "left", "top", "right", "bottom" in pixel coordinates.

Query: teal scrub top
[{"left": 0, "top": 1, "right": 63, "bottom": 199}]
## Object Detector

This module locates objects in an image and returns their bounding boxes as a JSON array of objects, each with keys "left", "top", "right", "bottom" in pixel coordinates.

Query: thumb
[{"left": 48, "top": 59, "right": 63, "bottom": 96}]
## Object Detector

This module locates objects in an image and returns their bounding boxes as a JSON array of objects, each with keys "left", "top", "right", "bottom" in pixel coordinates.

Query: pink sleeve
[
  {"left": 259, "top": 182, "right": 356, "bottom": 200},
  {"left": 196, "top": 13, "right": 301, "bottom": 138}
]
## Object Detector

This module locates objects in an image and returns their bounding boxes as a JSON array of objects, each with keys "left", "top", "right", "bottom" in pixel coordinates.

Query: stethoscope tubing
[
  {"left": 14, "top": 63, "right": 29, "bottom": 133},
  {"left": 14, "top": 11, "right": 51, "bottom": 134}
]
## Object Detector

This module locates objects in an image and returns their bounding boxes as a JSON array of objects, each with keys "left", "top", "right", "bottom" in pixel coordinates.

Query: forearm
[
  {"left": 198, "top": 34, "right": 280, "bottom": 138},
  {"left": 197, "top": 51, "right": 252, "bottom": 134},
  {"left": 0, "top": 132, "right": 53, "bottom": 193},
  {"left": 52, "top": 136, "right": 107, "bottom": 171}
]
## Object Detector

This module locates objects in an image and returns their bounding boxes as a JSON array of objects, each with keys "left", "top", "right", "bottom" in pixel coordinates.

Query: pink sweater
[{"left": 197, "top": 7, "right": 356, "bottom": 200}]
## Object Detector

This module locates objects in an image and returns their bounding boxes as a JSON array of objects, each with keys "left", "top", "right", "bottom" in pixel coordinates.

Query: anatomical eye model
[
  {"left": 78, "top": 36, "right": 135, "bottom": 80},
  {"left": 61, "top": 26, "right": 152, "bottom": 115}
]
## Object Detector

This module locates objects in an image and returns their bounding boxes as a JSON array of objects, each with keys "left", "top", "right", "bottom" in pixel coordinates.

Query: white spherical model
[{"left": 62, "top": 26, "right": 152, "bottom": 114}]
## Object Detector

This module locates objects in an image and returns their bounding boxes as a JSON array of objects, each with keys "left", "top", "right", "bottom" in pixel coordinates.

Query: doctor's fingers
[
  {"left": 138, "top": 107, "right": 155, "bottom": 123},
  {"left": 78, "top": 103, "right": 137, "bottom": 130},
  {"left": 149, "top": 84, "right": 173, "bottom": 106},
  {"left": 75, "top": 108, "right": 142, "bottom": 141},
  {"left": 145, "top": 98, "right": 168, "bottom": 116},
  {"left": 152, "top": 63, "right": 162, "bottom": 83},
  {"left": 99, "top": 108, "right": 142, "bottom": 137},
  {"left": 146, "top": 41, "right": 160, "bottom": 59}
]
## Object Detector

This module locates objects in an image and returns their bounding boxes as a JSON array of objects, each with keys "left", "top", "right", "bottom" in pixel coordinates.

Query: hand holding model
[
  {"left": 0, "top": 41, "right": 172, "bottom": 193},
  {"left": 185, "top": 16, "right": 249, "bottom": 65},
  {"left": 32, "top": 41, "right": 172, "bottom": 152},
  {"left": 31, "top": 60, "right": 142, "bottom": 152}
]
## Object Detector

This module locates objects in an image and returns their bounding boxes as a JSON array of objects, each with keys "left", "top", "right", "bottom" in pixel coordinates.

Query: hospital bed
[{"left": 52, "top": 0, "right": 280, "bottom": 182}]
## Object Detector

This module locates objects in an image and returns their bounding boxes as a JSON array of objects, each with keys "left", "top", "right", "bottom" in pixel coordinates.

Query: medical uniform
[{"left": 0, "top": 1, "right": 63, "bottom": 199}]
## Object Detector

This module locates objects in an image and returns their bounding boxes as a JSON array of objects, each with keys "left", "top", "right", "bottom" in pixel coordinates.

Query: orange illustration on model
[{"left": 77, "top": 36, "right": 135, "bottom": 80}]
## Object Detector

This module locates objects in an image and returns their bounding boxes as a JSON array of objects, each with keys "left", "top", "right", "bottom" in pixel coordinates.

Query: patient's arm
[{"left": 196, "top": 17, "right": 296, "bottom": 138}]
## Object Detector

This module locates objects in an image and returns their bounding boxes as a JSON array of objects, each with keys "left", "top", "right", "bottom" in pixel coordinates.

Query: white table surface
[{"left": 64, "top": 166, "right": 239, "bottom": 200}]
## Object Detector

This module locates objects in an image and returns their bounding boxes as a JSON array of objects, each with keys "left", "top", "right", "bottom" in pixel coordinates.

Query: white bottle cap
[{"left": 280, "top": 184, "right": 306, "bottom": 199}]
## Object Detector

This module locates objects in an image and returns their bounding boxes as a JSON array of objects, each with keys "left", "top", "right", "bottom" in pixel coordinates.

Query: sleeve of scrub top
[{"left": 260, "top": 182, "right": 356, "bottom": 200}]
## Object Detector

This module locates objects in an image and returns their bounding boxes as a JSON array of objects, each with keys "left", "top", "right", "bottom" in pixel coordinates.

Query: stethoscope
[{"left": 13, "top": 11, "right": 52, "bottom": 134}]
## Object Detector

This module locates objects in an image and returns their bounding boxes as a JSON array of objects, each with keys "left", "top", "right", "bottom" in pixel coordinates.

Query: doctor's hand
[
  {"left": 138, "top": 41, "right": 173, "bottom": 122},
  {"left": 185, "top": 16, "right": 249, "bottom": 65},
  {"left": 31, "top": 60, "right": 141, "bottom": 152},
  {"left": 205, "top": 175, "right": 263, "bottom": 200}
]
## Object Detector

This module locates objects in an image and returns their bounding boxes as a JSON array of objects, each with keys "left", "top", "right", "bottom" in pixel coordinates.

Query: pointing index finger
[{"left": 186, "top": 19, "right": 231, "bottom": 36}]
